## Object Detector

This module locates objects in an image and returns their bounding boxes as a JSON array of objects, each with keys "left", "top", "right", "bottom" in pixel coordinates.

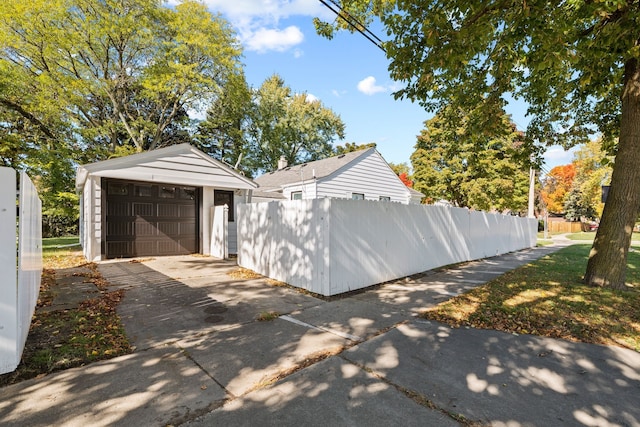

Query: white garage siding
[
  {"left": 77, "top": 144, "right": 257, "bottom": 261},
  {"left": 80, "top": 176, "right": 102, "bottom": 262}
]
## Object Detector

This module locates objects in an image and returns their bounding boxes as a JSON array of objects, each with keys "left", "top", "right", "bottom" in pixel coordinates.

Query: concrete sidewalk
[{"left": 1, "top": 241, "right": 639, "bottom": 427}]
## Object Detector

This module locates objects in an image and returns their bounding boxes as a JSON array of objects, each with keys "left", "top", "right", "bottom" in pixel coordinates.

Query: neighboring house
[
  {"left": 253, "top": 148, "right": 424, "bottom": 204},
  {"left": 76, "top": 143, "right": 257, "bottom": 261}
]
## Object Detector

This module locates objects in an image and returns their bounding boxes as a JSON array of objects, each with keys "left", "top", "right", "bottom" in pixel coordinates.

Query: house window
[
  {"left": 134, "top": 185, "right": 152, "bottom": 197},
  {"left": 291, "top": 191, "right": 302, "bottom": 200},
  {"left": 379, "top": 196, "right": 391, "bottom": 202},
  {"left": 351, "top": 193, "right": 365, "bottom": 200},
  {"left": 107, "top": 182, "right": 128, "bottom": 196},
  {"left": 159, "top": 186, "right": 176, "bottom": 198},
  {"left": 214, "top": 189, "right": 234, "bottom": 221},
  {"left": 179, "top": 187, "right": 196, "bottom": 200}
]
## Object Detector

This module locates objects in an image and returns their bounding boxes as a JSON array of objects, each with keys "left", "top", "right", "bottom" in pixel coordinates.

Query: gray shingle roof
[{"left": 254, "top": 148, "right": 375, "bottom": 190}]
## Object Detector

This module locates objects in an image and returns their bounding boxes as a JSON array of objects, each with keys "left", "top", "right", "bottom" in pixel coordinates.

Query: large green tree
[
  {"left": 317, "top": 1, "right": 640, "bottom": 289},
  {"left": 1, "top": 0, "right": 243, "bottom": 236},
  {"left": 0, "top": 0, "right": 242, "bottom": 154},
  {"left": 411, "top": 104, "right": 532, "bottom": 212},
  {"left": 244, "top": 74, "right": 345, "bottom": 176},
  {"left": 196, "top": 71, "right": 253, "bottom": 171}
]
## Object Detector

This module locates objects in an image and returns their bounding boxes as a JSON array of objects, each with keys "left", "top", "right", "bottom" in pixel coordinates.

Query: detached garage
[{"left": 76, "top": 144, "right": 257, "bottom": 261}]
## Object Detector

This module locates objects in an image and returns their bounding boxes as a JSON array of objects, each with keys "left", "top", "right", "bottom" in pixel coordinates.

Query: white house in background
[
  {"left": 253, "top": 148, "right": 424, "bottom": 204},
  {"left": 76, "top": 143, "right": 257, "bottom": 261}
]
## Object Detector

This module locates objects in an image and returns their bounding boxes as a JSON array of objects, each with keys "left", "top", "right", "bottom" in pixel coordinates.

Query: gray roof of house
[
  {"left": 254, "top": 148, "right": 374, "bottom": 190},
  {"left": 251, "top": 190, "right": 285, "bottom": 200},
  {"left": 408, "top": 187, "right": 425, "bottom": 197}
]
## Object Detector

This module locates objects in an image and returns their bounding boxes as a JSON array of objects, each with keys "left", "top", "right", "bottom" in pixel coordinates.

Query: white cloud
[
  {"left": 305, "top": 93, "right": 319, "bottom": 102},
  {"left": 185, "top": 0, "right": 332, "bottom": 54},
  {"left": 244, "top": 26, "right": 304, "bottom": 53},
  {"left": 197, "top": 0, "right": 327, "bottom": 21},
  {"left": 357, "top": 76, "right": 387, "bottom": 95},
  {"left": 332, "top": 89, "right": 347, "bottom": 97},
  {"left": 543, "top": 145, "right": 578, "bottom": 171}
]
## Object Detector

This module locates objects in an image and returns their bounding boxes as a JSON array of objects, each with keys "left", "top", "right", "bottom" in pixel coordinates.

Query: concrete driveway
[{"left": 1, "top": 245, "right": 639, "bottom": 427}]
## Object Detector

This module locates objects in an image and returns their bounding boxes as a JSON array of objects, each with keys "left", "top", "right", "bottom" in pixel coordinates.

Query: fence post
[
  {"left": 210, "top": 204, "right": 228, "bottom": 259},
  {"left": 0, "top": 167, "right": 18, "bottom": 374},
  {"left": 17, "top": 172, "right": 42, "bottom": 357}
]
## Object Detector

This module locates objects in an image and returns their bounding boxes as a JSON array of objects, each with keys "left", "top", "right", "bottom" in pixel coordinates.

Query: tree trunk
[{"left": 584, "top": 58, "right": 640, "bottom": 290}]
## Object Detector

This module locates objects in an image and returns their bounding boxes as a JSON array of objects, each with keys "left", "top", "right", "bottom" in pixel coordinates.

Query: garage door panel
[
  {"left": 134, "top": 241, "right": 155, "bottom": 255},
  {"left": 180, "top": 222, "right": 196, "bottom": 235},
  {"left": 180, "top": 205, "right": 196, "bottom": 217},
  {"left": 133, "top": 202, "right": 154, "bottom": 216},
  {"left": 135, "top": 220, "right": 156, "bottom": 236},
  {"left": 107, "top": 201, "right": 130, "bottom": 216},
  {"left": 157, "top": 203, "right": 180, "bottom": 217},
  {"left": 107, "top": 221, "right": 132, "bottom": 237},
  {"left": 157, "top": 240, "right": 180, "bottom": 255},
  {"left": 106, "top": 241, "right": 131, "bottom": 258},
  {"left": 179, "top": 238, "right": 197, "bottom": 253},
  {"left": 105, "top": 179, "right": 199, "bottom": 259},
  {"left": 157, "top": 222, "right": 179, "bottom": 235}
]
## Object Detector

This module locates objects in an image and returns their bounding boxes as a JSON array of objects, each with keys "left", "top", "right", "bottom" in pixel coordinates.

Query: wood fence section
[
  {"left": 237, "top": 199, "right": 537, "bottom": 296},
  {"left": 548, "top": 220, "right": 583, "bottom": 233},
  {"left": 0, "top": 167, "right": 42, "bottom": 374}
]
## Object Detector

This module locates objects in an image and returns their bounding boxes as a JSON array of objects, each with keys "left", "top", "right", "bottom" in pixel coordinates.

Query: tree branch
[{"left": 0, "top": 97, "right": 56, "bottom": 139}]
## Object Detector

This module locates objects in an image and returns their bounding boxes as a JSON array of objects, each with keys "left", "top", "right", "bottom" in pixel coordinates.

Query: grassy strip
[
  {"left": 422, "top": 244, "right": 640, "bottom": 352},
  {"left": 565, "top": 232, "right": 596, "bottom": 241},
  {"left": 42, "top": 235, "right": 80, "bottom": 249},
  {"left": 0, "top": 243, "right": 131, "bottom": 387}
]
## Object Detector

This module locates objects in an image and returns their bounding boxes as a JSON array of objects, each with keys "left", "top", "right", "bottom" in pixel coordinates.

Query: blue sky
[{"left": 191, "top": 0, "right": 576, "bottom": 171}]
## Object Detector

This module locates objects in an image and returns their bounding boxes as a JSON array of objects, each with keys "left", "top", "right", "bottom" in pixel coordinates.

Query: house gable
[
  {"left": 253, "top": 148, "right": 424, "bottom": 203},
  {"left": 76, "top": 143, "right": 257, "bottom": 192},
  {"left": 314, "top": 149, "right": 415, "bottom": 203}
]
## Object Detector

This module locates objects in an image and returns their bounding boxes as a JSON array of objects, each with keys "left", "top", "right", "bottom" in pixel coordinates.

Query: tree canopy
[
  {"left": 540, "top": 140, "right": 611, "bottom": 221},
  {"left": 317, "top": 0, "right": 640, "bottom": 289},
  {"left": 195, "top": 71, "right": 253, "bottom": 170},
  {"left": 0, "top": 0, "right": 243, "bottom": 155},
  {"left": 541, "top": 164, "right": 576, "bottom": 214},
  {"left": 571, "top": 139, "right": 612, "bottom": 220},
  {"left": 1, "top": 0, "right": 246, "bottom": 235},
  {"left": 242, "top": 74, "right": 345, "bottom": 176},
  {"left": 411, "top": 104, "right": 532, "bottom": 212},
  {"left": 335, "top": 142, "right": 377, "bottom": 154}
]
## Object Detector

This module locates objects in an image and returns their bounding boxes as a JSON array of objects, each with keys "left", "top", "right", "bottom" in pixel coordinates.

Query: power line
[
  {"left": 318, "top": 0, "right": 385, "bottom": 52},
  {"left": 326, "top": 0, "right": 384, "bottom": 45}
]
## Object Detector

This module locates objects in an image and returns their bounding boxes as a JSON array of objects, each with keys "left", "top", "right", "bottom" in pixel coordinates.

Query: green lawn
[
  {"left": 423, "top": 244, "right": 640, "bottom": 352},
  {"left": 565, "top": 232, "right": 596, "bottom": 241},
  {"left": 43, "top": 236, "right": 80, "bottom": 252}
]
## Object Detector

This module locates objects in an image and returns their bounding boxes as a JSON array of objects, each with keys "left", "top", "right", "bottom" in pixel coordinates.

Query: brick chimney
[{"left": 278, "top": 156, "right": 288, "bottom": 170}]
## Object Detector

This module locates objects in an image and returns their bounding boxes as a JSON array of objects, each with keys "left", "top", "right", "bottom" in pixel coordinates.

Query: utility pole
[{"left": 528, "top": 167, "right": 536, "bottom": 218}]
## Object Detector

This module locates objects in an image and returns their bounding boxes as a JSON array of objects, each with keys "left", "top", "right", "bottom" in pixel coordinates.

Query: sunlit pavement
[{"left": 1, "top": 241, "right": 638, "bottom": 427}]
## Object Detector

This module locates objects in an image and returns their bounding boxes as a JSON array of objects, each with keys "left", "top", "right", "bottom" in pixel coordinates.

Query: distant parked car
[{"left": 589, "top": 222, "right": 599, "bottom": 231}]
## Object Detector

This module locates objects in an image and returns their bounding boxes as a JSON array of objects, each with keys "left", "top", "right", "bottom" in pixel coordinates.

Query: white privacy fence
[
  {"left": 0, "top": 167, "right": 42, "bottom": 374},
  {"left": 238, "top": 199, "right": 537, "bottom": 296},
  {"left": 210, "top": 204, "right": 229, "bottom": 259}
]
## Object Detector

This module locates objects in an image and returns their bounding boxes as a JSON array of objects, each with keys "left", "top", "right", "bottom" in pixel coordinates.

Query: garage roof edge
[{"left": 75, "top": 144, "right": 257, "bottom": 191}]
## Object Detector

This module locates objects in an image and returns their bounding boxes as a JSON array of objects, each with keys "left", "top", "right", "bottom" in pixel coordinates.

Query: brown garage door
[{"left": 103, "top": 179, "right": 199, "bottom": 259}]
